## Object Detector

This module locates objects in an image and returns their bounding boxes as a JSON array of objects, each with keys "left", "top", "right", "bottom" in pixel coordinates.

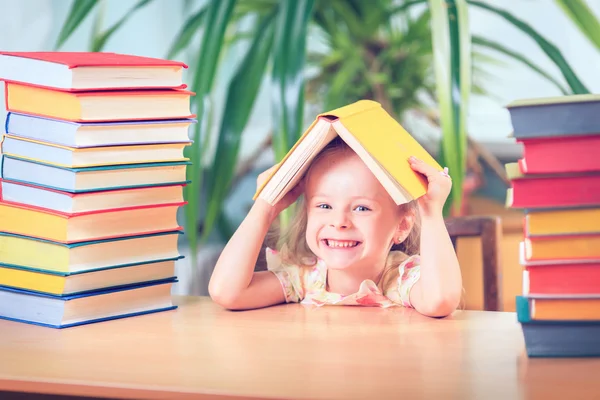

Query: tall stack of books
[
  {"left": 505, "top": 94, "right": 600, "bottom": 357},
  {"left": 0, "top": 51, "right": 195, "bottom": 328}
]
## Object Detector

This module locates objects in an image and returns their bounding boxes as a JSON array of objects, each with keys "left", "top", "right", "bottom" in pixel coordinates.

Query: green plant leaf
[
  {"left": 472, "top": 35, "right": 569, "bottom": 95},
  {"left": 201, "top": 10, "right": 277, "bottom": 242},
  {"left": 389, "top": 0, "right": 427, "bottom": 15},
  {"left": 89, "top": 1, "right": 106, "bottom": 51},
  {"left": 428, "top": 0, "right": 470, "bottom": 216},
  {"left": 166, "top": 4, "right": 209, "bottom": 59},
  {"left": 271, "top": 0, "right": 315, "bottom": 160},
  {"left": 468, "top": 0, "right": 589, "bottom": 94},
  {"left": 271, "top": 0, "right": 315, "bottom": 229},
  {"left": 184, "top": 0, "right": 236, "bottom": 266},
  {"left": 555, "top": 0, "right": 600, "bottom": 52},
  {"left": 91, "top": 0, "right": 153, "bottom": 52},
  {"left": 55, "top": 0, "right": 99, "bottom": 50},
  {"left": 455, "top": 0, "right": 470, "bottom": 216}
]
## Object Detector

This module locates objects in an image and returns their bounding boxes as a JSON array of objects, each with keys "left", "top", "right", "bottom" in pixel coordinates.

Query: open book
[{"left": 254, "top": 100, "right": 442, "bottom": 205}]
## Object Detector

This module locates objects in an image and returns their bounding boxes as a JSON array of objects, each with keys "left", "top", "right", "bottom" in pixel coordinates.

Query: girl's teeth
[{"left": 327, "top": 240, "right": 357, "bottom": 248}]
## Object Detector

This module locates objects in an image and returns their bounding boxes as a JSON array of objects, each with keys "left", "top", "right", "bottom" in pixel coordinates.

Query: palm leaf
[
  {"left": 166, "top": 4, "right": 209, "bottom": 59},
  {"left": 468, "top": 0, "right": 589, "bottom": 94},
  {"left": 271, "top": 0, "right": 315, "bottom": 229},
  {"left": 89, "top": 1, "right": 106, "bottom": 51},
  {"left": 428, "top": 0, "right": 469, "bottom": 216},
  {"left": 271, "top": 0, "right": 315, "bottom": 160},
  {"left": 54, "top": 0, "right": 99, "bottom": 50},
  {"left": 184, "top": 0, "right": 236, "bottom": 266},
  {"left": 389, "top": 0, "right": 427, "bottom": 15},
  {"left": 555, "top": 0, "right": 600, "bottom": 52},
  {"left": 454, "top": 0, "right": 470, "bottom": 215},
  {"left": 201, "top": 10, "right": 277, "bottom": 242},
  {"left": 91, "top": 0, "right": 153, "bottom": 52},
  {"left": 472, "top": 35, "right": 569, "bottom": 95}
]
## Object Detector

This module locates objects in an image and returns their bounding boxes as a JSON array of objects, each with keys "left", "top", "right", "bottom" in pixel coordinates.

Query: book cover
[
  {"left": 0, "top": 51, "right": 188, "bottom": 91},
  {"left": 2, "top": 134, "right": 191, "bottom": 168},
  {"left": 0, "top": 230, "right": 183, "bottom": 274},
  {"left": 0, "top": 279, "right": 177, "bottom": 329},
  {"left": 506, "top": 94, "right": 600, "bottom": 139},
  {"left": 254, "top": 100, "right": 442, "bottom": 205},
  {"left": 1, "top": 155, "right": 191, "bottom": 193},
  {"left": 0, "top": 259, "right": 179, "bottom": 296},
  {"left": 0, "top": 200, "right": 185, "bottom": 243},
  {"left": 518, "top": 134, "right": 600, "bottom": 174},
  {"left": 5, "top": 112, "right": 196, "bottom": 148},
  {"left": 0, "top": 179, "right": 186, "bottom": 214},
  {"left": 5, "top": 81, "right": 196, "bottom": 122}
]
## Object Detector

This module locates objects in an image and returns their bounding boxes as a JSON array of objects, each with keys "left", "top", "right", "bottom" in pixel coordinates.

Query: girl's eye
[
  {"left": 317, "top": 204, "right": 331, "bottom": 209},
  {"left": 354, "top": 205, "right": 371, "bottom": 212}
]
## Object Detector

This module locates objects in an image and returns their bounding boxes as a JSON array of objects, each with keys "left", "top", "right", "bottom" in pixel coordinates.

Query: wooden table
[{"left": 1, "top": 296, "right": 599, "bottom": 400}]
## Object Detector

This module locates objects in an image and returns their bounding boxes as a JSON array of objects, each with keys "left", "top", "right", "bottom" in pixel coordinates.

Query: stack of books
[
  {"left": 505, "top": 94, "right": 600, "bottom": 357},
  {"left": 0, "top": 51, "right": 195, "bottom": 328}
]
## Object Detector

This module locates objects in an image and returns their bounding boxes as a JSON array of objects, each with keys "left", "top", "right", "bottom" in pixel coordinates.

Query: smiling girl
[{"left": 208, "top": 137, "right": 462, "bottom": 317}]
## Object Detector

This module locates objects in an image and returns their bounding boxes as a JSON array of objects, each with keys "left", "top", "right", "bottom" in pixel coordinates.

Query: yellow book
[
  {"left": 254, "top": 100, "right": 442, "bottom": 205},
  {"left": 0, "top": 231, "right": 181, "bottom": 274},
  {"left": 525, "top": 207, "right": 600, "bottom": 236},
  {"left": 0, "top": 201, "right": 184, "bottom": 243},
  {"left": 524, "top": 235, "right": 600, "bottom": 261},
  {"left": 2, "top": 134, "right": 190, "bottom": 168},
  {"left": 0, "top": 260, "right": 176, "bottom": 296}
]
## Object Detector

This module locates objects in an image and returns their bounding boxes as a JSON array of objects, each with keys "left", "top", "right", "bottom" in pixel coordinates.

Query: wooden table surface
[{"left": 1, "top": 296, "right": 599, "bottom": 400}]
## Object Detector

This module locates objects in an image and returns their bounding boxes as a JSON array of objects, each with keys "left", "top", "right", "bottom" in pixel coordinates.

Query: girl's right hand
[{"left": 256, "top": 164, "right": 305, "bottom": 221}]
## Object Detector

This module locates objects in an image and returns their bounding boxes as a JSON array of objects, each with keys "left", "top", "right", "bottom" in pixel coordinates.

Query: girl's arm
[
  {"left": 405, "top": 157, "right": 463, "bottom": 318},
  {"left": 208, "top": 166, "right": 303, "bottom": 310}
]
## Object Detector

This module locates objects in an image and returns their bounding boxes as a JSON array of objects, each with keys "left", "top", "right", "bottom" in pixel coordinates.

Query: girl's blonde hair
[{"left": 272, "top": 137, "right": 422, "bottom": 291}]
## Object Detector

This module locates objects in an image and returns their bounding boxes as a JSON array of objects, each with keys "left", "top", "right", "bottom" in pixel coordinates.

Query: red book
[
  {"left": 507, "top": 172, "right": 600, "bottom": 209},
  {"left": 518, "top": 134, "right": 600, "bottom": 174},
  {"left": 0, "top": 51, "right": 188, "bottom": 91},
  {"left": 523, "top": 262, "right": 600, "bottom": 296}
]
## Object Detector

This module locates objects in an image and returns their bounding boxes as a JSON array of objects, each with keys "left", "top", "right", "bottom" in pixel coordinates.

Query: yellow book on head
[{"left": 254, "top": 100, "right": 442, "bottom": 205}]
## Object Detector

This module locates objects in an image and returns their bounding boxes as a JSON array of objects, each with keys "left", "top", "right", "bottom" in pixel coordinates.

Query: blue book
[
  {"left": 5, "top": 112, "right": 196, "bottom": 148},
  {"left": 517, "top": 296, "right": 600, "bottom": 357},
  {"left": 1, "top": 155, "right": 191, "bottom": 193},
  {"left": 507, "top": 95, "right": 600, "bottom": 139},
  {"left": 0, "top": 279, "right": 177, "bottom": 329}
]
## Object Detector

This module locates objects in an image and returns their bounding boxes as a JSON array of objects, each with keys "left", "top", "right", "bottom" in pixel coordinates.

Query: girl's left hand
[{"left": 408, "top": 156, "right": 452, "bottom": 218}]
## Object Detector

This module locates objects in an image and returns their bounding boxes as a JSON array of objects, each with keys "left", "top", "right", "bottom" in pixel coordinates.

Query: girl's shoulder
[
  {"left": 265, "top": 247, "right": 325, "bottom": 303},
  {"left": 387, "top": 251, "right": 421, "bottom": 270}
]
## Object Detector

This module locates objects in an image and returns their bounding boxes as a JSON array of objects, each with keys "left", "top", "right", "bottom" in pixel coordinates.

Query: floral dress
[{"left": 265, "top": 248, "right": 421, "bottom": 308}]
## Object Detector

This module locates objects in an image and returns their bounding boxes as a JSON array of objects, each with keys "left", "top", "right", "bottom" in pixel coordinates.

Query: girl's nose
[{"left": 329, "top": 211, "right": 351, "bottom": 229}]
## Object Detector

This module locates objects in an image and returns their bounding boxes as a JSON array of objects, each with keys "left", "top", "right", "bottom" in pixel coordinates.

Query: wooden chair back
[{"left": 445, "top": 215, "right": 502, "bottom": 311}]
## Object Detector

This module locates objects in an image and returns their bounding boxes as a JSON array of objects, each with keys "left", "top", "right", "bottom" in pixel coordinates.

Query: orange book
[
  {"left": 526, "top": 297, "right": 600, "bottom": 320},
  {"left": 523, "top": 234, "right": 600, "bottom": 261},
  {"left": 525, "top": 207, "right": 600, "bottom": 236},
  {"left": 5, "top": 81, "right": 195, "bottom": 122}
]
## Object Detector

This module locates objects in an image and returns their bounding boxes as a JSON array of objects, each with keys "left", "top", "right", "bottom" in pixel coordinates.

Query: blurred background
[{"left": 2, "top": 0, "right": 599, "bottom": 311}]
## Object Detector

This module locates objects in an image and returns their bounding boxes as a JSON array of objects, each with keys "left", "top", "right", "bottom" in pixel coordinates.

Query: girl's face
[{"left": 304, "top": 150, "right": 409, "bottom": 272}]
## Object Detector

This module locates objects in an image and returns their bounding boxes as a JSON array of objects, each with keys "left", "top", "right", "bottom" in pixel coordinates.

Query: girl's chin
[{"left": 319, "top": 255, "right": 361, "bottom": 270}]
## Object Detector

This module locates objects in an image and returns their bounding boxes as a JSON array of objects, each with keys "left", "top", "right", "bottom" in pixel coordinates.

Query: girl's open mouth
[{"left": 323, "top": 239, "right": 361, "bottom": 248}]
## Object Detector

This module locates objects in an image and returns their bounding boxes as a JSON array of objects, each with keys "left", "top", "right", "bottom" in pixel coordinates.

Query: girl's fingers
[{"left": 408, "top": 156, "right": 439, "bottom": 179}]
